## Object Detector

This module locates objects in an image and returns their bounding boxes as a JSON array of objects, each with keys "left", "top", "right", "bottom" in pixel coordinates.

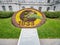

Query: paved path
[
  {"left": 0, "top": 39, "right": 60, "bottom": 45},
  {"left": 18, "top": 28, "right": 40, "bottom": 45}
]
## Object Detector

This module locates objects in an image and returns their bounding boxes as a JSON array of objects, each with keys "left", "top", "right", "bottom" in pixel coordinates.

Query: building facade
[{"left": 0, "top": 0, "right": 60, "bottom": 12}]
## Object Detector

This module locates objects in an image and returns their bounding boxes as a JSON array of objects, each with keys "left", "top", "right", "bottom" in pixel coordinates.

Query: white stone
[
  {"left": 0, "top": 0, "right": 60, "bottom": 11},
  {"left": 17, "top": 28, "right": 40, "bottom": 45}
]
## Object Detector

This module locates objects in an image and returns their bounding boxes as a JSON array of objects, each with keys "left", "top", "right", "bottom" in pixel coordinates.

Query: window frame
[
  {"left": 2, "top": 6, "right": 6, "bottom": 11},
  {"left": 9, "top": 6, "right": 12, "bottom": 11}
]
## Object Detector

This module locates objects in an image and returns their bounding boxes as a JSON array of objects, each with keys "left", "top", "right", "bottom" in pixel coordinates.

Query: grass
[
  {"left": 37, "top": 18, "right": 60, "bottom": 38},
  {"left": 0, "top": 18, "right": 60, "bottom": 38},
  {"left": 0, "top": 18, "right": 21, "bottom": 38}
]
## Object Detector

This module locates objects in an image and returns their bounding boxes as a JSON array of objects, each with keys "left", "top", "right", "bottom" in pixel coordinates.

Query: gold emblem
[{"left": 12, "top": 8, "right": 46, "bottom": 28}]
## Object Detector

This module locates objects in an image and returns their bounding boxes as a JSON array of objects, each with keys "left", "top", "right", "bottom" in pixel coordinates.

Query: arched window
[
  {"left": 47, "top": 0, "right": 50, "bottom": 3},
  {"left": 22, "top": 6, "right": 25, "bottom": 9},
  {"left": 0, "top": 1, "right": 1, "bottom": 3},
  {"left": 9, "top": 0, "right": 12, "bottom": 2},
  {"left": 39, "top": 7, "right": 42, "bottom": 11},
  {"left": 31, "top": 7, "right": 33, "bottom": 8},
  {"left": 53, "top": 6, "right": 56, "bottom": 11},
  {"left": 9, "top": 6, "right": 12, "bottom": 11},
  {"left": 7, "top": 0, "right": 12, "bottom": 2},
  {"left": 47, "top": 7, "right": 50, "bottom": 11},
  {"left": 2, "top": 6, "right": 6, "bottom": 11}
]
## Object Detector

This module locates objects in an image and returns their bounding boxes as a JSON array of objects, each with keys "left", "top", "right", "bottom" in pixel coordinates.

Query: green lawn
[
  {"left": 37, "top": 18, "right": 60, "bottom": 38},
  {"left": 0, "top": 18, "right": 20, "bottom": 38},
  {"left": 0, "top": 18, "right": 60, "bottom": 38}
]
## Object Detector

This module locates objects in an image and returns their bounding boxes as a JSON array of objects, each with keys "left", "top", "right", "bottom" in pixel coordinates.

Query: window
[
  {"left": 9, "top": 0, "right": 12, "bottom": 2},
  {"left": 53, "top": 6, "right": 56, "bottom": 11},
  {"left": 7, "top": 0, "right": 12, "bottom": 2},
  {"left": 9, "top": 6, "right": 12, "bottom": 11},
  {"left": 0, "top": 1, "right": 1, "bottom": 2},
  {"left": 22, "top": 6, "right": 25, "bottom": 9},
  {"left": 47, "top": 7, "right": 50, "bottom": 11},
  {"left": 53, "top": 0, "right": 54, "bottom": 2},
  {"left": 47, "top": 0, "right": 50, "bottom": 3},
  {"left": 31, "top": 7, "right": 33, "bottom": 8},
  {"left": 39, "top": 7, "right": 42, "bottom": 11},
  {"left": 2, "top": 6, "right": 6, "bottom": 11}
]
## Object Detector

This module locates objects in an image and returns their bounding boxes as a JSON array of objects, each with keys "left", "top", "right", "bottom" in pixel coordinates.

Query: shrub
[
  {"left": 44, "top": 12, "right": 60, "bottom": 18},
  {"left": 0, "top": 11, "right": 14, "bottom": 18},
  {"left": 0, "top": 11, "right": 60, "bottom": 18}
]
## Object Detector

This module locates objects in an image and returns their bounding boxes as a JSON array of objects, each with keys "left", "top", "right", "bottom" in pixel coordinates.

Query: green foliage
[
  {"left": 0, "top": 11, "right": 60, "bottom": 19},
  {"left": 0, "top": 18, "right": 60, "bottom": 38},
  {"left": 44, "top": 11, "right": 60, "bottom": 18},
  {"left": 0, "top": 11, "right": 14, "bottom": 18},
  {"left": 28, "top": 14, "right": 42, "bottom": 19},
  {"left": 37, "top": 18, "right": 60, "bottom": 38},
  {"left": 0, "top": 18, "right": 20, "bottom": 38}
]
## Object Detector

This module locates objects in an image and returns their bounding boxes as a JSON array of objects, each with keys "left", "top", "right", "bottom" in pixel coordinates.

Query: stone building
[{"left": 0, "top": 0, "right": 60, "bottom": 12}]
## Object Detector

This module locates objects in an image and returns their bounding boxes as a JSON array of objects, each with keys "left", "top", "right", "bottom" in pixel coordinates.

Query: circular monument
[
  {"left": 12, "top": 8, "right": 46, "bottom": 45},
  {"left": 12, "top": 8, "right": 46, "bottom": 28}
]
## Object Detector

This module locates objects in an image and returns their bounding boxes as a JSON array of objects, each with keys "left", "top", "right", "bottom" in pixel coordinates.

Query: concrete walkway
[{"left": 0, "top": 39, "right": 60, "bottom": 45}]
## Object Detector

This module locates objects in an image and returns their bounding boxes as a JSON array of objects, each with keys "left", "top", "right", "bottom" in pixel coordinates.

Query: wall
[{"left": 0, "top": 3, "right": 19, "bottom": 11}]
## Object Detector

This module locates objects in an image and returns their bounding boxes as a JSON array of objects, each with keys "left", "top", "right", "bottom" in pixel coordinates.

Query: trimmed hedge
[
  {"left": 0, "top": 11, "right": 60, "bottom": 18},
  {"left": 44, "top": 12, "right": 60, "bottom": 18},
  {"left": 0, "top": 11, "right": 14, "bottom": 18}
]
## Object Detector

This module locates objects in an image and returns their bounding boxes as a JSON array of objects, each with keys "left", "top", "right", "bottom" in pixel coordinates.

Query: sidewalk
[{"left": 0, "top": 39, "right": 60, "bottom": 45}]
